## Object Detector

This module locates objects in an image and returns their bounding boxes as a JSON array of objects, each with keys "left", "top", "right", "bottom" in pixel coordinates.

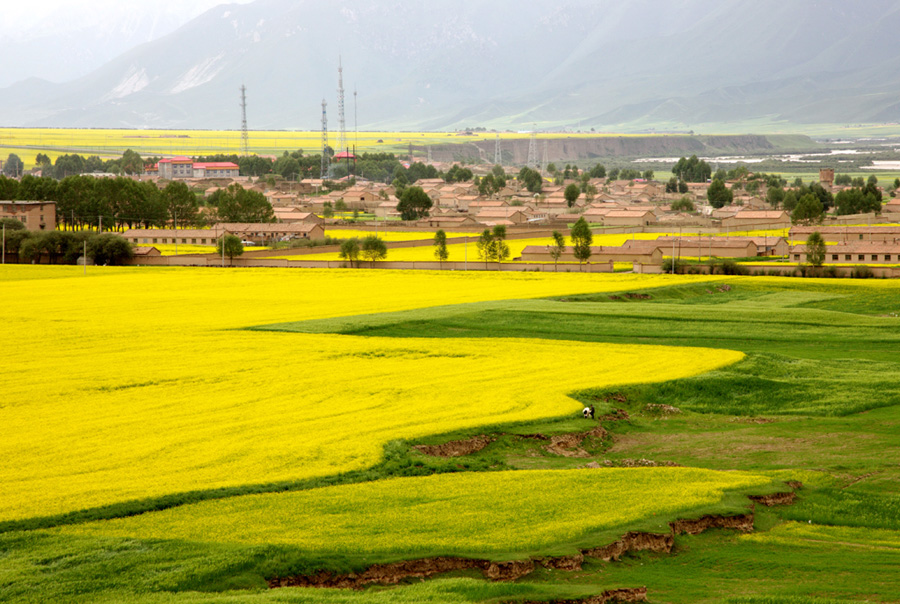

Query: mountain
[
  {"left": 2, "top": 0, "right": 900, "bottom": 131},
  {"left": 0, "top": 1, "right": 250, "bottom": 88}
]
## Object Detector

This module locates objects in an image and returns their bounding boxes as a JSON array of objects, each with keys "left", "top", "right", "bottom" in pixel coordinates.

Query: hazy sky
[{"left": 0, "top": 0, "right": 254, "bottom": 38}]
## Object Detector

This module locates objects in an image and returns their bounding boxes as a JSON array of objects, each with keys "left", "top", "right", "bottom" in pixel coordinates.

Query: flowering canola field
[
  {"left": 0, "top": 266, "right": 739, "bottom": 523},
  {"left": 60, "top": 468, "right": 773, "bottom": 555}
]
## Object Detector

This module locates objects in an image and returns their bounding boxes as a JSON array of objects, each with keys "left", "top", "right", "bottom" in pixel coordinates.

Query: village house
[
  {"left": 123, "top": 227, "right": 227, "bottom": 246},
  {"left": 155, "top": 157, "right": 239, "bottom": 180},
  {"left": 721, "top": 210, "right": 791, "bottom": 229},
  {"left": 0, "top": 201, "right": 56, "bottom": 230},
  {"left": 790, "top": 242, "right": 900, "bottom": 264},
  {"left": 599, "top": 210, "right": 658, "bottom": 227},
  {"left": 274, "top": 208, "right": 323, "bottom": 224},
  {"left": 790, "top": 226, "right": 900, "bottom": 244},
  {"left": 220, "top": 222, "right": 326, "bottom": 244},
  {"left": 520, "top": 243, "right": 664, "bottom": 265},
  {"left": 475, "top": 208, "right": 531, "bottom": 225}
]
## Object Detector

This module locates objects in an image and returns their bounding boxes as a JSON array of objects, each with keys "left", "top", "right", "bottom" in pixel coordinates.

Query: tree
[
  {"left": 0, "top": 175, "right": 19, "bottom": 199},
  {"left": 360, "top": 235, "right": 387, "bottom": 266},
  {"left": 476, "top": 229, "right": 496, "bottom": 268},
  {"left": 588, "top": 164, "right": 606, "bottom": 179},
  {"left": 791, "top": 193, "right": 824, "bottom": 224},
  {"left": 334, "top": 199, "right": 348, "bottom": 213},
  {"left": 216, "top": 234, "right": 244, "bottom": 266},
  {"left": 548, "top": 230, "right": 566, "bottom": 271},
  {"left": 396, "top": 186, "right": 433, "bottom": 221},
  {"left": 671, "top": 196, "right": 695, "bottom": 212},
  {"left": 87, "top": 233, "right": 134, "bottom": 266},
  {"left": 805, "top": 231, "right": 826, "bottom": 268},
  {"left": 162, "top": 181, "right": 199, "bottom": 227},
  {"left": 782, "top": 190, "right": 799, "bottom": 212},
  {"left": 564, "top": 183, "right": 580, "bottom": 208},
  {"left": 672, "top": 155, "right": 711, "bottom": 182},
  {"left": 518, "top": 166, "right": 543, "bottom": 193},
  {"left": 433, "top": 229, "right": 449, "bottom": 268},
  {"left": 642, "top": 170, "right": 654, "bottom": 180},
  {"left": 322, "top": 201, "right": 334, "bottom": 219},
  {"left": 3, "top": 154, "right": 24, "bottom": 177},
  {"left": 834, "top": 187, "right": 881, "bottom": 215},
  {"left": 338, "top": 237, "right": 360, "bottom": 267},
  {"left": 120, "top": 149, "right": 144, "bottom": 175},
  {"left": 707, "top": 179, "right": 733, "bottom": 208},
  {"left": 208, "top": 184, "right": 275, "bottom": 223},
  {"left": 570, "top": 217, "right": 593, "bottom": 269},
  {"left": 492, "top": 225, "right": 510, "bottom": 266},
  {"left": 766, "top": 186, "right": 785, "bottom": 208}
]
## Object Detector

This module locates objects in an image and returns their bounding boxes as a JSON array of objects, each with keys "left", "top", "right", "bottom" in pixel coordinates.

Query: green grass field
[{"left": 2, "top": 273, "right": 900, "bottom": 603}]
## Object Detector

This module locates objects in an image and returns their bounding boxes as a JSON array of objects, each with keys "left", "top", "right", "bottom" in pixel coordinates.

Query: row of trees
[
  {"left": 0, "top": 219, "right": 133, "bottom": 265},
  {"left": 0, "top": 174, "right": 273, "bottom": 230}
]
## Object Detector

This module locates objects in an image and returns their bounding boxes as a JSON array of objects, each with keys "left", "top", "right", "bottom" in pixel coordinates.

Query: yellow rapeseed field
[
  {"left": 60, "top": 468, "right": 773, "bottom": 555},
  {"left": 1, "top": 128, "right": 671, "bottom": 169},
  {"left": 0, "top": 267, "right": 738, "bottom": 522}
]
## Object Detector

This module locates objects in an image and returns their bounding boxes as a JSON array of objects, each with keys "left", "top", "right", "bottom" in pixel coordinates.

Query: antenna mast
[
  {"left": 353, "top": 86, "right": 358, "bottom": 149},
  {"left": 337, "top": 57, "right": 346, "bottom": 154},
  {"left": 240, "top": 85, "right": 249, "bottom": 156},
  {"left": 321, "top": 99, "right": 329, "bottom": 178}
]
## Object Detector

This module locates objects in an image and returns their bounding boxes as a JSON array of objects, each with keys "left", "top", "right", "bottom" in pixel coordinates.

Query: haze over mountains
[{"left": 3, "top": 0, "right": 900, "bottom": 132}]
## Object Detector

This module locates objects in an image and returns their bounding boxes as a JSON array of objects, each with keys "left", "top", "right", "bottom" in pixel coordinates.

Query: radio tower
[
  {"left": 540, "top": 141, "right": 549, "bottom": 176},
  {"left": 240, "top": 85, "right": 249, "bottom": 156},
  {"left": 320, "top": 99, "right": 329, "bottom": 178},
  {"left": 494, "top": 134, "right": 501, "bottom": 166},
  {"left": 526, "top": 131, "right": 538, "bottom": 169},
  {"left": 337, "top": 57, "right": 346, "bottom": 154}
]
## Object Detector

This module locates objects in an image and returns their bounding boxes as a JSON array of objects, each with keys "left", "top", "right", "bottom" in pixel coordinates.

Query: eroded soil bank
[{"left": 267, "top": 484, "right": 800, "bottom": 591}]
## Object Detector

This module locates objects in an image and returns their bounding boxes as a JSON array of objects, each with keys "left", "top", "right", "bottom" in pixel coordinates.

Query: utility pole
[
  {"left": 174, "top": 209, "right": 177, "bottom": 256},
  {"left": 2, "top": 223, "right": 5, "bottom": 264}
]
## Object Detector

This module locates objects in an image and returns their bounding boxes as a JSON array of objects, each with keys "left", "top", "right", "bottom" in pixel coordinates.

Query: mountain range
[{"left": 2, "top": 0, "right": 900, "bottom": 132}]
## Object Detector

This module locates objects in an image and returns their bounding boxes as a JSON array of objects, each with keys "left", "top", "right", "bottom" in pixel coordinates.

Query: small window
[
  {"left": 153, "top": 238, "right": 157, "bottom": 244},
  {"left": 832, "top": 254, "right": 838, "bottom": 261},
  {"left": 845, "top": 254, "right": 851, "bottom": 261},
  {"left": 202, "top": 239, "right": 207, "bottom": 244},
  {"left": 191, "top": 239, "right": 196, "bottom": 244},
  {"left": 872, "top": 255, "right": 878, "bottom": 261},
  {"left": 859, "top": 254, "right": 865, "bottom": 261},
  {"left": 886, "top": 255, "right": 892, "bottom": 261},
  {"left": 859, "top": 234, "right": 864, "bottom": 240},
  {"left": 794, "top": 254, "right": 800, "bottom": 261}
]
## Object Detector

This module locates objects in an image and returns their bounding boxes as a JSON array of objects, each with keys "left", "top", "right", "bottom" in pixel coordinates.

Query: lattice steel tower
[
  {"left": 540, "top": 141, "right": 548, "bottom": 176},
  {"left": 494, "top": 134, "right": 501, "bottom": 165},
  {"left": 240, "top": 85, "right": 249, "bottom": 156},
  {"left": 337, "top": 57, "right": 346, "bottom": 154},
  {"left": 526, "top": 131, "right": 538, "bottom": 169},
  {"left": 320, "top": 99, "right": 329, "bottom": 177}
]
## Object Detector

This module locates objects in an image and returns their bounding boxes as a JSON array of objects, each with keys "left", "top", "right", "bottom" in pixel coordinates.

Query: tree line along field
[{"left": 1, "top": 267, "right": 899, "bottom": 603}]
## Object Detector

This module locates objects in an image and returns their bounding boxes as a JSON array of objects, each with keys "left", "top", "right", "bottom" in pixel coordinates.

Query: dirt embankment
[
  {"left": 514, "top": 586, "right": 649, "bottom": 604},
  {"left": 423, "top": 134, "right": 780, "bottom": 164},
  {"left": 413, "top": 435, "right": 495, "bottom": 457}
]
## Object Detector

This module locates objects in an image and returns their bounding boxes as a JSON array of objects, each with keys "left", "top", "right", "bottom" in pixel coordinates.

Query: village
[{"left": 4, "top": 156, "right": 900, "bottom": 275}]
